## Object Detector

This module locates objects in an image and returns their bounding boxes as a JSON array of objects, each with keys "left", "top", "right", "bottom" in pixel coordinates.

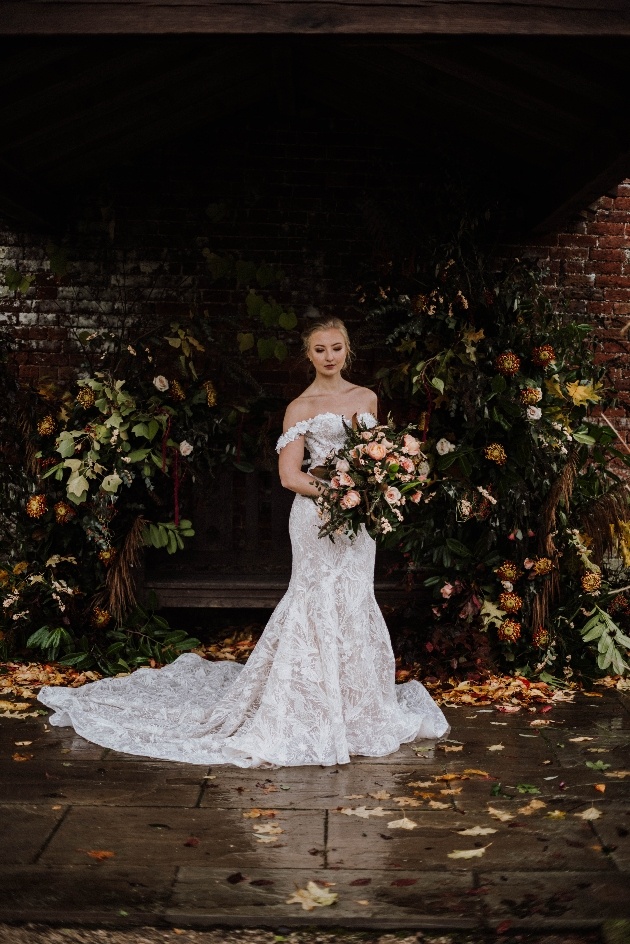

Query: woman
[{"left": 38, "top": 317, "right": 449, "bottom": 767}]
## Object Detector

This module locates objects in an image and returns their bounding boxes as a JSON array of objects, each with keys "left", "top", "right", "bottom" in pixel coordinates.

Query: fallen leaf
[
  {"left": 575, "top": 807, "right": 602, "bottom": 821},
  {"left": 12, "top": 752, "right": 33, "bottom": 762},
  {"left": 368, "top": 790, "right": 392, "bottom": 801},
  {"left": 242, "top": 809, "right": 276, "bottom": 818},
  {"left": 594, "top": 784, "right": 606, "bottom": 793},
  {"left": 343, "top": 794, "right": 365, "bottom": 800},
  {"left": 605, "top": 771, "right": 630, "bottom": 779},
  {"left": 518, "top": 799, "right": 546, "bottom": 815},
  {"left": 428, "top": 800, "right": 450, "bottom": 810},
  {"left": 184, "top": 836, "right": 200, "bottom": 847},
  {"left": 226, "top": 872, "right": 247, "bottom": 884},
  {"left": 14, "top": 740, "right": 33, "bottom": 746},
  {"left": 355, "top": 899, "right": 370, "bottom": 905},
  {"left": 252, "top": 824, "right": 284, "bottom": 835},
  {"left": 447, "top": 845, "right": 491, "bottom": 859},
  {"left": 487, "top": 806, "right": 514, "bottom": 822},
  {"left": 0, "top": 700, "right": 32, "bottom": 710},
  {"left": 457, "top": 826, "right": 497, "bottom": 836},
  {"left": 339, "top": 806, "right": 388, "bottom": 819},
  {"left": 406, "top": 780, "right": 433, "bottom": 787},
  {"left": 387, "top": 816, "right": 418, "bottom": 830},
  {"left": 349, "top": 878, "right": 371, "bottom": 886},
  {"left": 487, "top": 744, "right": 505, "bottom": 752},
  {"left": 255, "top": 835, "right": 282, "bottom": 844},
  {"left": 439, "top": 744, "right": 464, "bottom": 753},
  {"left": 84, "top": 850, "right": 115, "bottom": 861},
  {"left": 546, "top": 810, "right": 567, "bottom": 819},
  {"left": 569, "top": 737, "right": 595, "bottom": 743},
  {"left": 393, "top": 797, "right": 423, "bottom": 808},
  {"left": 587, "top": 748, "right": 610, "bottom": 753},
  {"left": 440, "top": 787, "right": 463, "bottom": 795},
  {"left": 285, "top": 881, "right": 338, "bottom": 911},
  {"left": 463, "top": 769, "right": 491, "bottom": 777}
]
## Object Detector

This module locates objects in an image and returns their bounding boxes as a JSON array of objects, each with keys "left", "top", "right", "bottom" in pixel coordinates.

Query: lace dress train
[{"left": 38, "top": 412, "right": 450, "bottom": 768}]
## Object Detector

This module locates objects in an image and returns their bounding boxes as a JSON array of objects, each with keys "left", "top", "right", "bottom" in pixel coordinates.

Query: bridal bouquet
[{"left": 313, "top": 417, "right": 430, "bottom": 541}]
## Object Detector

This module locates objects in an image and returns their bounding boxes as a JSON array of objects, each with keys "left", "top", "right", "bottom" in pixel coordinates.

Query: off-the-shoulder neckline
[{"left": 292, "top": 410, "right": 376, "bottom": 427}]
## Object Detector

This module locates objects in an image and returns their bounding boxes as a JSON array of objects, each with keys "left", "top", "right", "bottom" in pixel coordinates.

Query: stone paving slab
[
  {"left": 37, "top": 806, "right": 327, "bottom": 871},
  {"left": 0, "top": 758, "right": 207, "bottom": 807},
  {"left": 0, "top": 866, "right": 176, "bottom": 925},
  {"left": 166, "top": 867, "right": 480, "bottom": 929},
  {"left": 0, "top": 803, "right": 67, "bottom": 865}
]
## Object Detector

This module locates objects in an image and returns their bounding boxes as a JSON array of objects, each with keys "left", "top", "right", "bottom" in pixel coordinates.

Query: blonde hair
[{"left": 302, "top": 316, "right": 354, "bottom": 370}]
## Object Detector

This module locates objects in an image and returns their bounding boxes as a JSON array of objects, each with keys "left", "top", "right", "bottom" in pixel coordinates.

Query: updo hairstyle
[{"left": 301, "top": 316, "right": 354, "bottom": 371}]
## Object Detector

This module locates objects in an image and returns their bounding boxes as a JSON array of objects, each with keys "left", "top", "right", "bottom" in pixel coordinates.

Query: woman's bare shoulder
[{"left": 282, "top": 395, "right": 316, "bottom": 429}]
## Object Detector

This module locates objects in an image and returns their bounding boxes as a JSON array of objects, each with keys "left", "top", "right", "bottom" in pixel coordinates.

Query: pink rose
[
  {"left": 366, "top": 441, "right": 387, "bottom": 461},
  {"left": 410, "top": 491, "right": 422, "bottom": 503},
  {"left": 402, "top": 434, "right": 421, "bottom": 456},
  {"left": 330, "top": 476, "right": 341, "bottom": 488},
  {"left": 399, "top": 457, "right": 414, "bottom": 473},
  {"left": 335, "top": 458, "right": 350, "bottom": 473},
  {"left": 440, "top": 582, "right": 454, "bottom": 599},
  {"left": 338, "top": 472, "right": 355, "bottom": 487},
  {"left": 384, "top": 486, "right": 401, "bottom": 505},
  {"left": 524, "top": 558, "right": 534, "bottom": 569},
  {"left": 340, "top": 489, "right": 361, "bottom": 509},
  {"left": 361, "top": 431, "right": 375, "bottom": 441}
]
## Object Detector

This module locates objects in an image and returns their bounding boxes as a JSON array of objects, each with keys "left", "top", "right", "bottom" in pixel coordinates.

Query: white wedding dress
[{"left": 38, "top": 412, "right": 449, "bottom": 768}]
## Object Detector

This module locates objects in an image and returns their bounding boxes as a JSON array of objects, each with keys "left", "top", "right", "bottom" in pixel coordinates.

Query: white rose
[
  {"left": 179, "top": 440, "right": 193, "bottom": 457},
  {"left": 436, "top": 438, "right": 456, "bottom": 456},
  {"left": 335, "top": 458, "right": 350, "bottom": 473},
  {"left": 417, "top": 460, "right": 430, "bottom": 479},
  {"left": 527, "top": 406, "right": 542, "bottom": 421},
  {"left": 384, "top": 486, "right": 402, "bottom": 505},
  {"left": 153, "top": 375, "right": 169, "bottom": 392}
]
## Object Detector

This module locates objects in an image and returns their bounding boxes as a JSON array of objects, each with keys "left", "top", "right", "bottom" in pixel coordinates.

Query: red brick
[
  {"left": 613, "top": 197, "right": 630, "bottom": 211},
  {"left": 590, "top": 249, "right": 626, "bottom": 264},
  {"left": 597, "top": 236, "right": 630, "bottom": 250},
  {"left": 558, "top": 233, "right": 598, "bottom": 248},
  {"left": 591, "top": 261, "right": 620, "bottom": 275},
  {"left": 588, "top": 222, "right": 627, "bottom": 236},
  {"left": 549, "top": 246, "right": 589, "bottom": 261}
]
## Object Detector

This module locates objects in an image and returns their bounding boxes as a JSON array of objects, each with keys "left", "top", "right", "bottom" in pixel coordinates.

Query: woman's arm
[{"left": 278, "top": 436, "right": 327, "bottom": 497}]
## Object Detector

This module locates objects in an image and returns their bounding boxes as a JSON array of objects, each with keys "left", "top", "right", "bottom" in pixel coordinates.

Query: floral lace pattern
[{"left": 38, "top": 411, "right": 450, "bottom": 768}]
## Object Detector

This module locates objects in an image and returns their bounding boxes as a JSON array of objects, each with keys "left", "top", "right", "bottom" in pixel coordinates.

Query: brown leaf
[
  {"left": 85, "top": 850, "right": 115, "bottom": 861},
  {"left": 184, "top": 836, "right": 200, "bottom": 846},
  {"left": 226, "top": 872, "right": 247, "bottom": 884},
  {"left": 349, "top": 878, "right": 372, "bottom": 886},
  {"left": 250, "top": 879, "right": 274, "bottom": 886},
  {"left": 12, "top": 752, "right": 33, "bottom": 762},
  {"left": 242, "top": 808, "right": 276, "bottom": 818}
]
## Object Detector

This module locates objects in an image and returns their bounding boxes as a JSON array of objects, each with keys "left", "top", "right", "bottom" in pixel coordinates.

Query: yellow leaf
[
  {"left": 545, "top": 374, "right": 566, "bottom": 400},
  {"left": 439, "top": 744, "right": 463, "bottom": 753},
  {"left": 387, "top": 816, "right": 418, "bottom": 830},
  {"left": 252, "top": 824, "right": 283, "bottom": 835},
  {"left": 546, "top": 810, "right": 566, "bottom": 819},
  {"left": 368, "top": 790, "right": 392, "bottom": 801},
  {"left": 574, "top": 807, "right": 602, "bottom": 820},
  {"left": 463, "top": 769, "right": 490, "bottom": 777},
  {"left": 566, "top": 380, "right": 603, "bottom": 406},
  {"left": 428, "top": 800, "right": 450, "bottom": 810},
  {"left": 457, "top": 826, "right": 497, "bottom": 836},
  {"left": 487, "top": 744, "right": 505, "bottom": 752},
  {"left": 447, "top": 844, "right": 491, "bottom": 859},
  {"left": 339, "top": 806, "right": 388, "bottom": 819},
  {"left": 242, "top": 808, "right": 276, "bottom": 818},
  {"left": 286, "top": 881, "right": 338, "bottom": 911},
  {"left": 518, "top": 799, "right": 546, "bottom": 815},
  {"left": 605, "top": 770, "right": 630, "bottom": 779},
  {"left": 393, "top": 797, "right": 423, "bottom": 808},
  {"left": 487, "top": 806, "right": 514, "bottom": 822}
]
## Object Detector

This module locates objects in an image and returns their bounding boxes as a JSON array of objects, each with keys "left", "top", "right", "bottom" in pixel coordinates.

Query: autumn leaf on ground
[
  {"left": 569, "top": 736, "right": 595, "bottom": 743},
  {"left": 463, "top": 769, "right": 491, "bottom": 778},
  {"left": 587, "top": 748, "right": 610, "bottom": 753},
  {"left": 255, "top": 835, "right": 282, "bottom": 844},
  {"left": 448, "top": 845, "right": 491, "bottom": 859},
  {"left": 355, "top": 899, "right": 370, "bottom": 906},
  {"left": 457, "top": 826, "right": 497, "bottom": 836},
  {"left": 387, "top": 816, "right": 418, "bottom": 830},
  {"left": 349, "top": 878, "right": 372, "bottom": 886},
  {"left": 0, "top": 700, "right": 32, "bottom": 710},
  {"left": 606, "top": 771, "right": 630, "bottom": 779},
  {"left": 546, "top": 810, "right": 567, "bottom": 819},
  {"left": 434, "top": 773, "right": 465, "bottom": 782},
  {"left": 488, "top": 806, "right": 514, "bottom": 822},
  {"left": 285, "top": 881, "right": 338, "bottom": 911},
  {"left": 440, "top": 787, "right": 463, "bottom": 795},
  {"left": 252, "top": 824, "right": 283, "bottom": 835},
  {"left": 339, "top": 806, "right": 388, "bottom": 819},
  {"left": 368, "top": 790, "right": 391, "bottom": 801},
  {"left": 343, "top": 794, "right": 365, "bottom": 800},
  {"left": 439, "top": 744, "right": 463, "bottom": 753},
  {"left": 14, "top": 740, "right": 32, "bottom": 746},
  {"left": 84, "top": 850, "right": 115, "bottom": 861},
  {"left": 487, "top": 744, "right": 505, "bottom": 752},
  {"left": 184, "top": 836, "right": 200, "bottom": 847},
  {"left": 428, "top": 800, "right": 450, "bottom": 810},
  {"left": 406, "top": 780, "right": 434, "bottom": 788},
  {"left": 12, "top": 752, "right": 33, "bottom": 762},
  {"left": 594, "top": 784, "right": 606, "bottom": 793},
  {"left": 242, "top": 809, "right": 276, "bottom": 818},
  {"left": 518, "top": 799, "right": 546, "bottom": 815},
  {"left": 393, "top": 797, "right": 423, "bottom": 808},
  {"left": 575, "top": 807, "right": 602, "bottom": 820}
]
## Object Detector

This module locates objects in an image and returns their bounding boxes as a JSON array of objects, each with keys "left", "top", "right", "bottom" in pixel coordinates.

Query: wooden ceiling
[
  {"left": 1, "top": 0, "right": 629, "bottom": 36},
  {"left": 0, "top": 36, "right": 629, "bottom": 235}
]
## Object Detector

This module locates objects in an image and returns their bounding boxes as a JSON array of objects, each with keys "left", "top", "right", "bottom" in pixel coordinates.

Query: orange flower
[
  {"left": 495, "top": 352, "right": 521, "bottom": 377},
  {"left": 496, "top": 561, "right": 521, "bottom": 582},
  {"left": 497, "top": 618, "right": 521, "bottom": 642},
  {"left": 581, "top": 572, "right": 602, "bottom": 594},
  {"left": 498, "top": 591, "right": 523, "bottom": 613},
  {"left": 26, "top": 495, "right": 48, "bottom": 518},
  {"left": 484, "top": 443, "right": 507, "bottom": 465},
  {"left": 531, "top": 344, "right": 556, "bottom": 367}
]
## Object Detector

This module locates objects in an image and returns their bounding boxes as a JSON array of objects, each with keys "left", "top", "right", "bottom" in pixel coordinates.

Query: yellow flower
[
  {"left": 484, "top": 443, "right": 507, "bottom": 465},
  {"left": 581, "top": 572, "right": 602, "bottom": 594},
  {"left": 12, "top": 561, "right": 29, "bottom": 575}
]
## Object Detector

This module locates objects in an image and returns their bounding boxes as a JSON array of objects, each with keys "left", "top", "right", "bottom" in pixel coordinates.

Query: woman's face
[{"left": 308, "top": 328, "right": 347, "bottom": 379}]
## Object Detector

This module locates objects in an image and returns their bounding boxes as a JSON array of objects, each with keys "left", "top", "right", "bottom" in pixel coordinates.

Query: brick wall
[
  {"left": 0, "top": 122, "right": 628, "bottom": 442},
  {"left": 500, "top": 179, "right": 630, "bottom": 446}
]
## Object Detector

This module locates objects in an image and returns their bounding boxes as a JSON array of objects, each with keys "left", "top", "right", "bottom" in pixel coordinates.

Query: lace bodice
[{"left": 276, "top": 411, "right": 377, "bottom": 468}]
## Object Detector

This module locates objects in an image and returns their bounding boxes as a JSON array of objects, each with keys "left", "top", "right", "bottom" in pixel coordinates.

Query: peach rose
[
  {"left": 330, "top": 476, "right": 341, "bottom": 488},
  {"left": 402, "top": 434, "right": 421, "bottom": 455},
  {"left": 338, "top": 472, "right": 355, "bottom": 487},
  {"left": 335, "top": 458, "right": 350, "bottom": 473},
  {"left": 361, "top": 431, "right": 375, "bottom": 441},
  {"left": 384, "top": 486, "right": 402, "bottom": 505},
  {"left": 340, "top": 490, "right": 361, "bottom": 509},
  {"left": 366, "top": 441, "right": 388, "bottom": 461},
  {"left": 410, "top": 490, "right": 422, "bottom": 503},
  {"left": 399, "top": 457, "right": 414, "bottom": 473}
]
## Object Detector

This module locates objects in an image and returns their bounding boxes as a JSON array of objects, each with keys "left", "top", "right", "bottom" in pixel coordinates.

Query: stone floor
[{"left": 0, "top": 688, "right": 628, "bottom": 936}]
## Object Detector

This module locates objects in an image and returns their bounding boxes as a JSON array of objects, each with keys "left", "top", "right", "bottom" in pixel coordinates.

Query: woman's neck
[{"left": 308, "top": 376, "right": 353, "bottom": 397}]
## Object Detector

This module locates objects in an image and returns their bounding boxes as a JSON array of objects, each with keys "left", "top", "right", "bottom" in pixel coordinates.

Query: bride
[{"left": 38, "top": 316, "right": 450, "bottom": 768}]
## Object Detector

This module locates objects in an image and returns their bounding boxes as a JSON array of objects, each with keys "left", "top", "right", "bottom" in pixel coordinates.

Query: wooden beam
[{"left": 1, "top": 1, "right": 630, "bottom": 36}]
